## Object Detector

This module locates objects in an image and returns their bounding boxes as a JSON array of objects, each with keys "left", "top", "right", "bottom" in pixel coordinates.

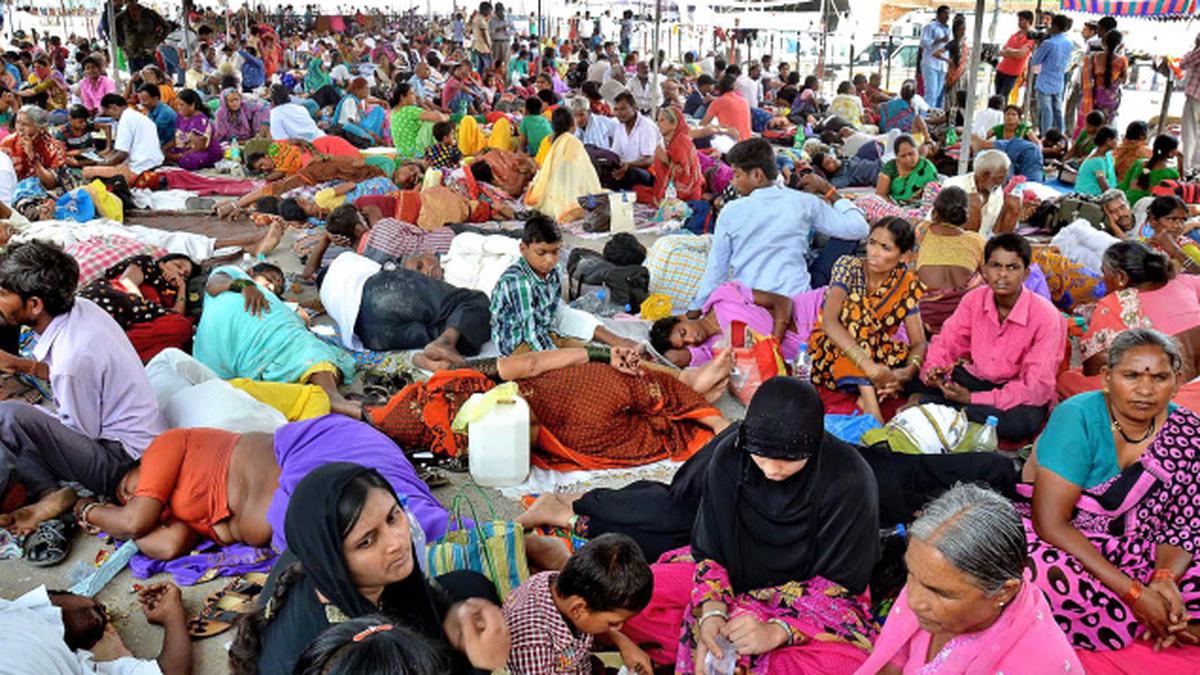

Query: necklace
[{"left": 1110, "top": 409, "right": 1156, "bottom": 444}]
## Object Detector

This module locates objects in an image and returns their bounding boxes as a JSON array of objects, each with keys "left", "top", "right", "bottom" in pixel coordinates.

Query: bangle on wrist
[
  {"left": 768, "top": 618, "right": 796, "bottom": 646},
  {"left": 228, "top": 279, "right": 252, "bottom": 293},
  {"left": 1151, "top": 569, "right": 1177, "bottom": 583},
  {"left": 585, "top": 344, "right": 612, "bottom": 363},
  {"left": 698, "top": 609, "right": 728, "bottom": 628},
  {"left": 907, "top": 355, "right": 924, "bottom": 369},
  {"left": 80, "top": 501, "right": 99, "bottom": 526},
  {"left": 1122, "top": 579, "right": 1143, "bottom": 605}
]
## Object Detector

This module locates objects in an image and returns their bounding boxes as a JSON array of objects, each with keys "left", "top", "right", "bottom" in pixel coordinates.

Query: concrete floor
[{"left": 0, "top": 208, "right": 740, "bottom": 674}]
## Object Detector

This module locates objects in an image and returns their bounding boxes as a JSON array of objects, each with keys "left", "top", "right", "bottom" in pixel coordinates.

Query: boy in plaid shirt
[
  {"left": 502, "top": 534, "right": 654, "bottom": 675},
  {"left": 423, "top": 120, "right": 463, "bottom": 170},
  {"left": 489, "top": 215, "right": 635, "bottom": 355}
]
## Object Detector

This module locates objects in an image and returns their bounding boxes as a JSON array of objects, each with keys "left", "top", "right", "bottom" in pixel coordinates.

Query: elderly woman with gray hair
[
  {"left": 1023, "top": 328, "right": 1200, "bottom": 656},
  {"left": 855, "top": 484, "right": 1081, "bottom": 674},
  {"left": 0, "top": 105, "right": 67, "bottom": 188},
  {"left": 940, "top": 149, "right": 1019, "bottom": 237}
]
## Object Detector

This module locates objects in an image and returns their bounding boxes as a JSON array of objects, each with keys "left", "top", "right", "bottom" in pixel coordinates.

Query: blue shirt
[
  {"left": 239, "top": 49, "right": 265, "bottom": 89},
  {"left": 689, "top": 186, "right": 870, "bottom": 310},
  {"left": 920, "top": 20, "right": 951, "bottom": 73},
  {"left": 1030, "top": 34, "right": 1073, "bottom": 95},
  {"left": 407, "top": 74, "right": 432, "bottom": 102},
  {"left": 146, "top": 102, "right": 176, "bottom": 147},
  {"left": 575, "top": 113, "right": 617, "bottom": 148}
]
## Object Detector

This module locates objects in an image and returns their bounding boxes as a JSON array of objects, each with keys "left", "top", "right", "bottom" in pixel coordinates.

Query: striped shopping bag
[{"left": 425, "top": 484, "right": 529, "bottom": 600}]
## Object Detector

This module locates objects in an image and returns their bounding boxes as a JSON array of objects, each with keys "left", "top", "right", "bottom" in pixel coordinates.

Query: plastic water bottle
[
  {"left": 407, "top": 512, "right": 427, "bottom": 570},
  {"left": 976, "top": 415, "right": 999, "bottom": 453},
  {"left": 570, "top": 288, "right": 627, "bottom": 318},
  {"left": 230, "top": 138, "right": 244, "bottom": 178},
  {"left": 792, "top": 344, "right": 811, "bottom": 381}
]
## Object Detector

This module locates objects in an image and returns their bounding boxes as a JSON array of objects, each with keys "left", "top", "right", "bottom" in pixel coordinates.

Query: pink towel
[
  {"left": 1076, "top": 643, "right": 1200, "bottom": 675},
  {"left": 161, "top": 169, "right": 263, "bottom": 196}
]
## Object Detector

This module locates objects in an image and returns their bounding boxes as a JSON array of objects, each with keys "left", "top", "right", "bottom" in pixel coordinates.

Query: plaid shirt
[
  {"left": 424, "top": 140, "right": 464, "bottom": 170},
  {"left": 1182, "top": 47, "right": 1200, "bottom": 103},
  {"left": 359, "top": 218, "right": 456, "bottom": 262},
  {"left": 490, "top": 257, "right": 560, "bottom": 355},
  {"left": 502, "top": 572, "right": 594, "bottom": 675}
]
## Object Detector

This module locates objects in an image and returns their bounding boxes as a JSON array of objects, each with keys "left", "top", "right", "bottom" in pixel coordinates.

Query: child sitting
[
  {"left": 517, "top": 96, "right": 553, "bottom": 156},
  {"left": 423, "top": 120, "right": 463, "bottom": 171},
  {"left": 57, "top": 104, "right": 105, "bottom": 168},
  {"left": 502, "top": 534, "right": 654, "bottom": 675},
  {"left": 489, "top": 214, "right": 636, "bottom": 355}
]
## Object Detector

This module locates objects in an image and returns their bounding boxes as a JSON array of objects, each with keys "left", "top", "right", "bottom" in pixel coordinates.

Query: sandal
[
  {"left": 24, "top": 516, "right": 76, "bottom": 567},
  {"left": 419, "top": 467, "right": 450, "bottom": 489},
  {"left": 187, "top": 573, "right": 267, "bottom": 638}
]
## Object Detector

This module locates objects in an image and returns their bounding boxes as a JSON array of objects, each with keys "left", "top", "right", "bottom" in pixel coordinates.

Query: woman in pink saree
[{"left": 854, "top": 484, "right": 1081, "bottom": 674}]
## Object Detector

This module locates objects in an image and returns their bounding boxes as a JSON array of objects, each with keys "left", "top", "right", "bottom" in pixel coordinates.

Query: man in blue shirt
[
  {"left": 238, "top": 46, "right": 265, "bottom": 91},
  {"left": 568, "top": 96, "right": 617, "bottom": 148},
  {"left": 920, "top": 6, "right": 952, "bottom": 109},
  {"left": 136, "top": 83, "right": 175, "bottom": 148},
  {"left": 1029, "top": 14, "right": 1075, "bottom": 136},
  {"left": 688, "top": 138, "right": 870, "bottom": 312}
]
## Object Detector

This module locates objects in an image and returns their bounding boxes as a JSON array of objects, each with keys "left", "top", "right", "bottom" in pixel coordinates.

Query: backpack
[
  {"left": 602, "top": 264, "right": 650, "bottom": 310},
  {"left": 1049, "top": 196, "right": 1106, "bottom": 235},
  {"left": 566, "top": 248, "right": 612, "bottom": 300}
]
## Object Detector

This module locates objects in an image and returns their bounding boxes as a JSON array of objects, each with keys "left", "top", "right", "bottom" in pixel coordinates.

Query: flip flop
[
  {"left": 187, "top": 574, "right": 267, "bottom": 638},
  {"left": 24, "top": 516, "right": 76, "bottom": 567}
]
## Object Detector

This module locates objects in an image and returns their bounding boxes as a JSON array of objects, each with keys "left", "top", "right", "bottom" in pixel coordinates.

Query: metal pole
[
  {"left": 816, "top": 0, "right": 827, "bottom": 81},
  {"left": 1024, "top": 0, "right": 1041, "bottom": 115},
  {"left": 651, "top": 0, "right": 660, "bottom": 109},
  {"left": 182, "top": 0, "right": 191, "bottom": 77},
  {"left": 957, "top": 0, "right": 987, "bottom": 175},
  {"left": 1157, "top": 70, "right": 1174, "bottom": 137},
  {"left": 107, "top": 0, "right": 118, "bottom": 83}
]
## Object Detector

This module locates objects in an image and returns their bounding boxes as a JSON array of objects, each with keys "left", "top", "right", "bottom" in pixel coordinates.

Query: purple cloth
[
  {"left": 687, "top": 282, "right": 825, "bottom": 366},
  {"left": 267, "top": 415, "right": 454, "bottom": 553},
  {"left": 130, "top": 540, "right": 276, "bottom": 585},
  {"left": 213, "top": 89, "right": 271, "bottom": 143},
  {"left": 1025, "top": 263, "right": 1053, "bottom": 303},
  {"left": 173, "top": 113, "right": 223, "bottom": 170}
]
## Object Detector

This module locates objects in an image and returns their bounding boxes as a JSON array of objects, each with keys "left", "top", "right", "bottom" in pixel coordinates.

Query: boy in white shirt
[{"left": 82, "top": 94, "right": 164, "bottom": 187}]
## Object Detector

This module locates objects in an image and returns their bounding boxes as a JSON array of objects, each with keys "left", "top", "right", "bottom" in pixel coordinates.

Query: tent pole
[
  {"left": 1023, "top": 0, "right": 1041, "bottom": 116},
  {"left": 652, "top": 0, "right": 660, "bottom": 109},
  {"left": 107, "top": 0, "right": 118, "bottom": 84},
  {"left": 957, "top": 0, "right": 986, "bottom": 175},
  {"left": 1157, "top": 71, "right": 1174, "bottom": 137}
]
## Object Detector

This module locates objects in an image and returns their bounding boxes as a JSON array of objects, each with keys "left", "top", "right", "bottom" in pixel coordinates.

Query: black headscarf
[
  {"left": 257, "top": 463, "right": 458, "bottom": 675},
  {"left": 284, "top": 462, "right": 444, "bottom": 635},
  {"left": 691, "top": 377, "right": 880, "bottom": 595}
]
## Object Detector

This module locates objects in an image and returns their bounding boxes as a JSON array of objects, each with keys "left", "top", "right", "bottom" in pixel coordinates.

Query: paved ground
[{"left": 0, "top": 207, "right": 740, "bottom": 674}]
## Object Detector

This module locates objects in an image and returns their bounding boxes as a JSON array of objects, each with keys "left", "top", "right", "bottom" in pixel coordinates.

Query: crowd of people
[{"left": 0, "top": 1, "right": 1197, "bottom": 674}]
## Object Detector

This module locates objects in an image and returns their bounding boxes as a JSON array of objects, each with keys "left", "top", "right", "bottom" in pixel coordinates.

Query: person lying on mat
[
  {"left": 69, "top": 415, "right": 453, "bottom": 560},
  {"left": 192, "top": 261, "right": 362, "bottom": 420}
]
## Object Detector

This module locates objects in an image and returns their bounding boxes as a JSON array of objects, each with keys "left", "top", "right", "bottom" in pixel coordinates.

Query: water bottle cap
[
  {"left": 985, "top": 415, "right": 999, "bottom": 426},
  {"left": 623, "top": 304, "right": 631, "bottom": 312},
  {"left": 895, "top": 523, "right": 906, "bottom": 537},
  {"left": 596, "top": 289, "right": 607, "bottom": 300},
  {"left": 799, "top": 344, "right": 808, "bottom": 353}
]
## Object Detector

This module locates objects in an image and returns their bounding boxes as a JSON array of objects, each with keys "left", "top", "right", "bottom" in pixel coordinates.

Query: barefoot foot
[
  {"left": 251, "top": 221, "right": 285, "bottom": 257},
  {"left": 524, "top": 535, "right": 570, "bottom": 573},
  {"left": 515, "top": 493, "right": 579, "bottom": 530},
  {"left": 1, "top": 486, "right": 76, "bottom": 536},
  {"left": 421, "top": 338, "right": 465, "bottom": 367}
]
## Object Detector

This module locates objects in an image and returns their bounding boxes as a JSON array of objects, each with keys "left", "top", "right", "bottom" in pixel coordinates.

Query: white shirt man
[
  {"left": 587, "top": 59, "right": 611, "bottom": 83},
  {"left": 270, "top": 103, "right": 325, "bottom": 142},
  {"left": 628, "top": 74, "right": 657, "bottom": 113},
  {"left": 115, "top": 106, "right": 164, "bottom": 174},
  {"left": 735, "top": 73, "right": 760, "bottom": 109},
  {"left": 611, "top": 112, "right": 661, "bottom": 164},
  {"left": 578, "top": 15, "right": 594, "bottom": 40}
]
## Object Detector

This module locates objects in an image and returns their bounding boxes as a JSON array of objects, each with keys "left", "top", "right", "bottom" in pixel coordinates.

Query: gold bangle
[{"left": 907, "top": 355, "right": 924, "bottom": 369}]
